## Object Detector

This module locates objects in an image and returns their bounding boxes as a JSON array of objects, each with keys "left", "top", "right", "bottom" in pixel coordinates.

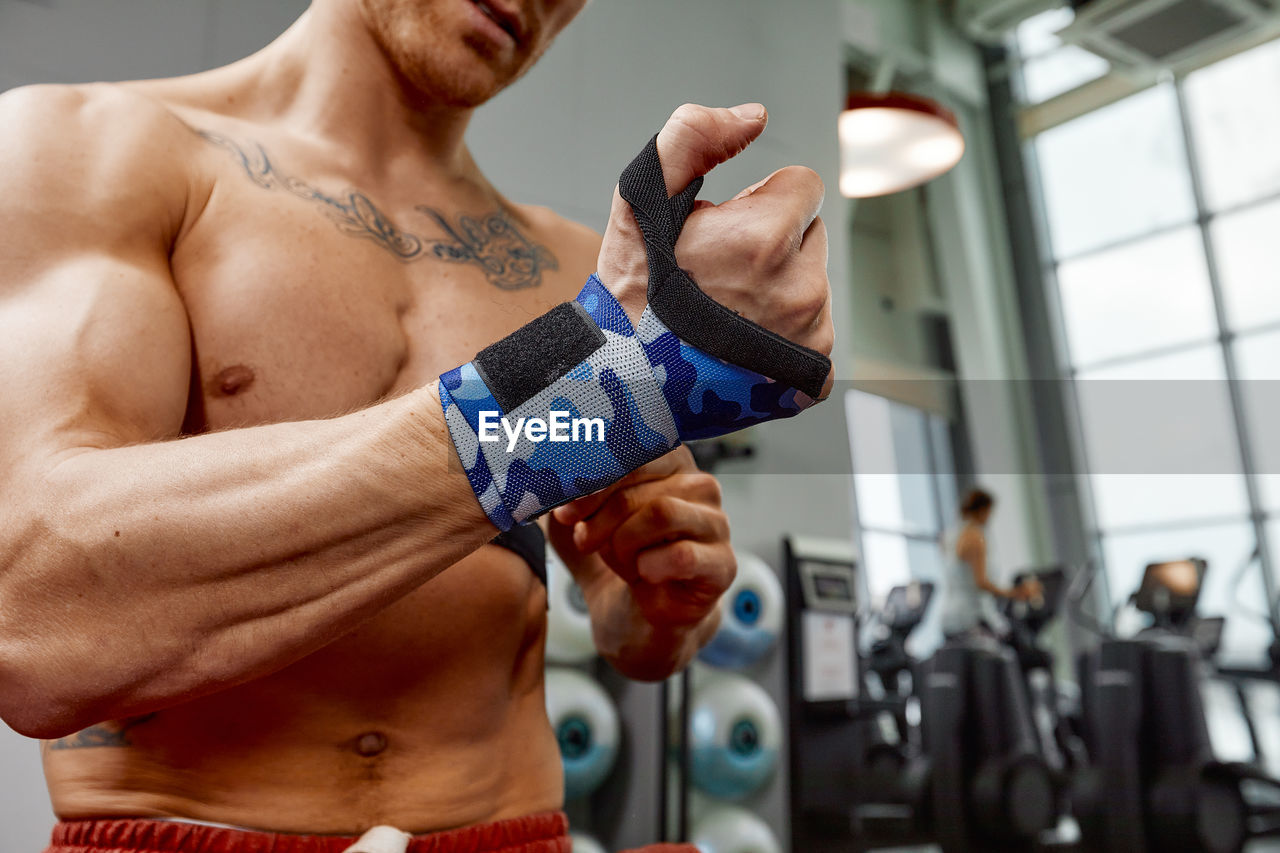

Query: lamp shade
[{"left": 838, "top": 92, "right": 965, "bottom": 198}]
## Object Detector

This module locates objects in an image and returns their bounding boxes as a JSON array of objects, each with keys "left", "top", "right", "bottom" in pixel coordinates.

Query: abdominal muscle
[{"left": 41, "top": 545, "right": 565, "bottom": 835}]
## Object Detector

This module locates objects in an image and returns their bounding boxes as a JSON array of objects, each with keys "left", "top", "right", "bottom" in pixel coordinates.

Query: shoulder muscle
[
  {"left": 0, "top": 83, "right": 194, "bottom": 268},
  {"left": 0, "top": 85, "right": 195, "bottom": 473}
]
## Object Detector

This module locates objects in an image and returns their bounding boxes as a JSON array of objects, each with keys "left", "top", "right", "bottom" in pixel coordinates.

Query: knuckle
[
  {"left": 648, "top": 496, "right": 680, "bottom": 528},
  {"left": 670, "top": 102, "right": 708, "bottom": 126},
  {"left": 613, "top": 488, "right": 641, "bottom": 521},
  {"left": 662, "top": 104, "right": 727, "bottom": 176},
  {"left": 782, "top": 288, "right": 827, "bottom": 337},
  {"left": 667, "top": 539, "right": 700, "bottom": 575},
  {"left": 808, "top": 215, "right": 828, "bottom": 241},
  {"left": 802, "top": 285, "right": 828, "bottom": 318},
  {"left": 778, "top": 164, "right": 826, "bottom": 201},
  {"left": 716, "top": 550, "right": 739, "bottom": 592},
  {"left": 709, "top": 515, "right": 732, "bottom": 548},
  {"left": 748, "top": 226, "right": 797, "bottom": 270},
  {"left": 668, "top": 104, "right": 719, "bottom": 151},
  {"left": 790, "top": 164, "right": 825, "bottom": 191},
  {"left": 694, "top": 472, "right": 723, "bottom": 507}
]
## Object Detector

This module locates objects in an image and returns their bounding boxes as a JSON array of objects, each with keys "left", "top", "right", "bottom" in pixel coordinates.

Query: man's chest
[{"left": 169, "top": 142, "right": 597, "bottom": 432}]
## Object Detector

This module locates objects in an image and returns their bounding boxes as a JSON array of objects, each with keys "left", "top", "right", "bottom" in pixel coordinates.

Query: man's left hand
[{"left": 550, "top": 447, "right": 734, "bottom": 633}]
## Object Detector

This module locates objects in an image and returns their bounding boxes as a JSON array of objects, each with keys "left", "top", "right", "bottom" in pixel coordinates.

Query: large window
[
  {"left": 845, "top": 391, "right": 958, "bottom": 655},
  {"left": 1016, "top": 13, "right": 1280, "bottom": 660}
]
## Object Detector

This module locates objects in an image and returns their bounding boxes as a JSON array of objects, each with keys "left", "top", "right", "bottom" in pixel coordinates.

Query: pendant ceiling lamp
[{"left": 838, "top": 92, "right": 966, "bottom": 199}]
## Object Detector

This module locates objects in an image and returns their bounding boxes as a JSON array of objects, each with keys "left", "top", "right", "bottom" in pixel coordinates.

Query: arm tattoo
[
  {"left": 197, "top": 130, "right": 558, "bottom": 290},
  {"left": 46, "top": 715, "right": 155, "bottom": 750}
]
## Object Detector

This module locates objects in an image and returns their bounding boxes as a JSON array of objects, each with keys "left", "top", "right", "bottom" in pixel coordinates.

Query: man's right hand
[
  {"left": 437, "top": 104, "right": 834, "bottom": 531},
  {"left": 597, "top": 103, "right": 834, "bottom": 399}
]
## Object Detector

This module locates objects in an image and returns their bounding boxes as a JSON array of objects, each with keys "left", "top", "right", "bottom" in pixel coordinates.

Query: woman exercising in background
[{"left": 940, "top": 488, "right": 1041, "bottom": 639}]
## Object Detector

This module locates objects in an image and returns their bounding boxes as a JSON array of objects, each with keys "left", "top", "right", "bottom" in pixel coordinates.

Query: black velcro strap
[
  {"left": 617, "top": 134, "right": 831, "bottom": 400},
  {"left": 473, "top": 301, "right": 604, "bottom": 412},
  {"left": 491, "top": 524, "right": 547, "bottom": 587}
]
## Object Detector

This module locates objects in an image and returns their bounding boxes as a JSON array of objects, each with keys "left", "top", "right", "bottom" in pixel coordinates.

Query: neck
[{"left": 212, "top": 3, "right": 476, "bottom": 177}]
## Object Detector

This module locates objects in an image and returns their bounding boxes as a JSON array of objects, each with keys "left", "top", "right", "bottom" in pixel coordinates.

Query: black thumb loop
[
  {"left": 613, "top": 131, "right": 832, "bottom": 401},
  {"left": 618, "top": 134, "right": 704, "bottom": 289}
]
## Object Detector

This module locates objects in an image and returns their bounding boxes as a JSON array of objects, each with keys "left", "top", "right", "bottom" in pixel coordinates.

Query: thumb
[{"left": 654, "top": 103, "right": 767, "bottom": 196}]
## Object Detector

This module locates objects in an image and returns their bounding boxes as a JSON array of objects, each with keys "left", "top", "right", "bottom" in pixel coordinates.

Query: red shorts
[{"left": 42, "top": 813, "right": 696, "bottom": 853}]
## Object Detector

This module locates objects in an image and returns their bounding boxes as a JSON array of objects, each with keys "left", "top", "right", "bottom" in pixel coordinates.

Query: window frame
[{"left": 1014, "top": 39, "right": 1280, "bottom": 630}]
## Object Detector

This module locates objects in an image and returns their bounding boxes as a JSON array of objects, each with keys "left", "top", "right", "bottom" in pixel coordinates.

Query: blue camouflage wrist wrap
[{"left": 441, "top": 133, "right": 831, "bottom": 531}]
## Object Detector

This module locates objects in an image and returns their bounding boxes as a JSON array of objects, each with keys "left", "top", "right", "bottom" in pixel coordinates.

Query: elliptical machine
[
  {"left": 864, "top": 581, "right": 935, "bottom": 760},
  {"left": 850, "top": 582, "right": 936, "bottom": 848},
  {"left": 855, "top": 569, "right": 1084, "bottom": 852},
  {"left": 999, "top": 567, "right": 1088, "bottom": 782},
  {"left": 1072, "top": 558, "right": 1280, "bottom": 853},
  {"left": 919, "top": 630, "right": 1060, "bottom": 852},
  {"left": 853, "top": 574, "right": 1066, "bottom": 852}
]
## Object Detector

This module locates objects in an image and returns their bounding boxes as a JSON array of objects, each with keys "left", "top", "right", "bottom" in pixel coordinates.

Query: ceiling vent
[
  {"left": 953, "top": 0, "right": 1064, "bottom": 44},
  {"left": 1061, "top": 0, "right": 1280, "bottom": 71}
]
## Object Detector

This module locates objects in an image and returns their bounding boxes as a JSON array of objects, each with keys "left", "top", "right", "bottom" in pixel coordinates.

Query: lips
[{"left": 469, "top": 0, "right": 522, "bottom": 44}]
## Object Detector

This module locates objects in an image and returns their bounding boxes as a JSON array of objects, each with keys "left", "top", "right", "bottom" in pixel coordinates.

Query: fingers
[
  {"left": 634, "top": 539, "right": 736, "bottom": 603},
  {"left": 728, "top": 164, "right": 825, "bottom": 228},
  {"left": 802, "top": 213, "right": 829, "bottom": 266},
  {"left": 551, "top": 448, "right": 698, "bottom": 526},
  {"left": 613, "top": 500, "right": 732, "bottom": 584},
  {"left": 797, "top": 215, "right": 835, "bottom": 362},
  {"left": 566, "top": 470, "right": 722, "bottom": 555},
  {"left": 601, "top": 489, "right": 732, "bottom": 573},
  {"left": 724, "top": 165, "right": 826, "bottom": 264},
  {"left": 730, "top": 173, "right": 772, "bottom": 202},
  {"left": 654, "top": 103, "right": 768, "bottom": 197},
  {"left": 341, "top": 826, "right": 411, "bottom": 853}
]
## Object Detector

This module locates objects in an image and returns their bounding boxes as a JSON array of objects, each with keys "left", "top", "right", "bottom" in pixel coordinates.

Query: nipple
[{"left": 210, "top": 365, "right": 256, "bottom": 397}]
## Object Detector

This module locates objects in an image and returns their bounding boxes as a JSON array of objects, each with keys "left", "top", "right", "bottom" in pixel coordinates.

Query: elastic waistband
[{"left": 46, "top": 812, "right": 570, "bottom": 853}]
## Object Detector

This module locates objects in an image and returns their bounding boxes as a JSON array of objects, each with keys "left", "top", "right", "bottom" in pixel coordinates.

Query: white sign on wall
[{"left": 802, "top": 610, "right": 857, "bottom": 701}]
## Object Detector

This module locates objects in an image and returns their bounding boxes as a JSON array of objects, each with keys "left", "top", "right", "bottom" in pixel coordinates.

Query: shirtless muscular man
[{"left": 0, "top": 0, "right": 833, "bottom": 850}]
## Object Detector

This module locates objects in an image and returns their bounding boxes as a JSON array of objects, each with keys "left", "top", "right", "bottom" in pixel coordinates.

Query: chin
[
  {"left": 361, "top": 0, "right": 552, "bottom": 108},
  {"left": 360, "top": 0, "right": 589, "bottom": 108},
  {"left": 396, "top": 28, "right": 537, "bottom": 107},
  {"left": 404, "top": 58, "right": 518, "bottom": 108}
]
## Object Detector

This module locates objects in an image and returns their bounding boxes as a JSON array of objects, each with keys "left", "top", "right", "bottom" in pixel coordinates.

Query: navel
[
  {"left": 209, "top": 364, "right": 256, "bottom": 397},
  {"left": 353, "top": 731, "right": 388, "bottom": 758}
]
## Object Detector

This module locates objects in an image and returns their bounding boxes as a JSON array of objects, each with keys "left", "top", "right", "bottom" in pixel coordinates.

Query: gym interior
[{"left": 3, "top": 0, "right": 1280, "bottom": 851}]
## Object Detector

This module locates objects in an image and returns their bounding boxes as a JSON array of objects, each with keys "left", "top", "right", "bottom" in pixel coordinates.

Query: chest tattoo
[{"left": 197, "top": 129, "right": 558, "bottom": 290}]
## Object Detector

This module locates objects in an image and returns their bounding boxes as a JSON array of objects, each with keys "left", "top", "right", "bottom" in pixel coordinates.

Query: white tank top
[{"left": 939, "top": 523, "right": 999, "bottom": 636}]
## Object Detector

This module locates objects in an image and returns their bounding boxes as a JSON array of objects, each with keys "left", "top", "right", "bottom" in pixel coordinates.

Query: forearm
[
  {"left": 590, "top": 576, "right": 720, "bottom": 682},
  {"left": 979, "top": 581, "right": 1014, "bottom": 598},
  {"left": 966, "top": 551, "right": 1012, "bottom": 599},
  {"left": 0, "top": 385, "right": 491, "bottom": 736}
]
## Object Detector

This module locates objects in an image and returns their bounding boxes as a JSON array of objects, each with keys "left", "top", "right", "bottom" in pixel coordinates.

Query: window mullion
[
  {"left": 1172, "top": 77, "right": 1280, "bottom": 626},
  {"left": 1019, "top": 126, "right": 1113, "bottom": 610}
]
